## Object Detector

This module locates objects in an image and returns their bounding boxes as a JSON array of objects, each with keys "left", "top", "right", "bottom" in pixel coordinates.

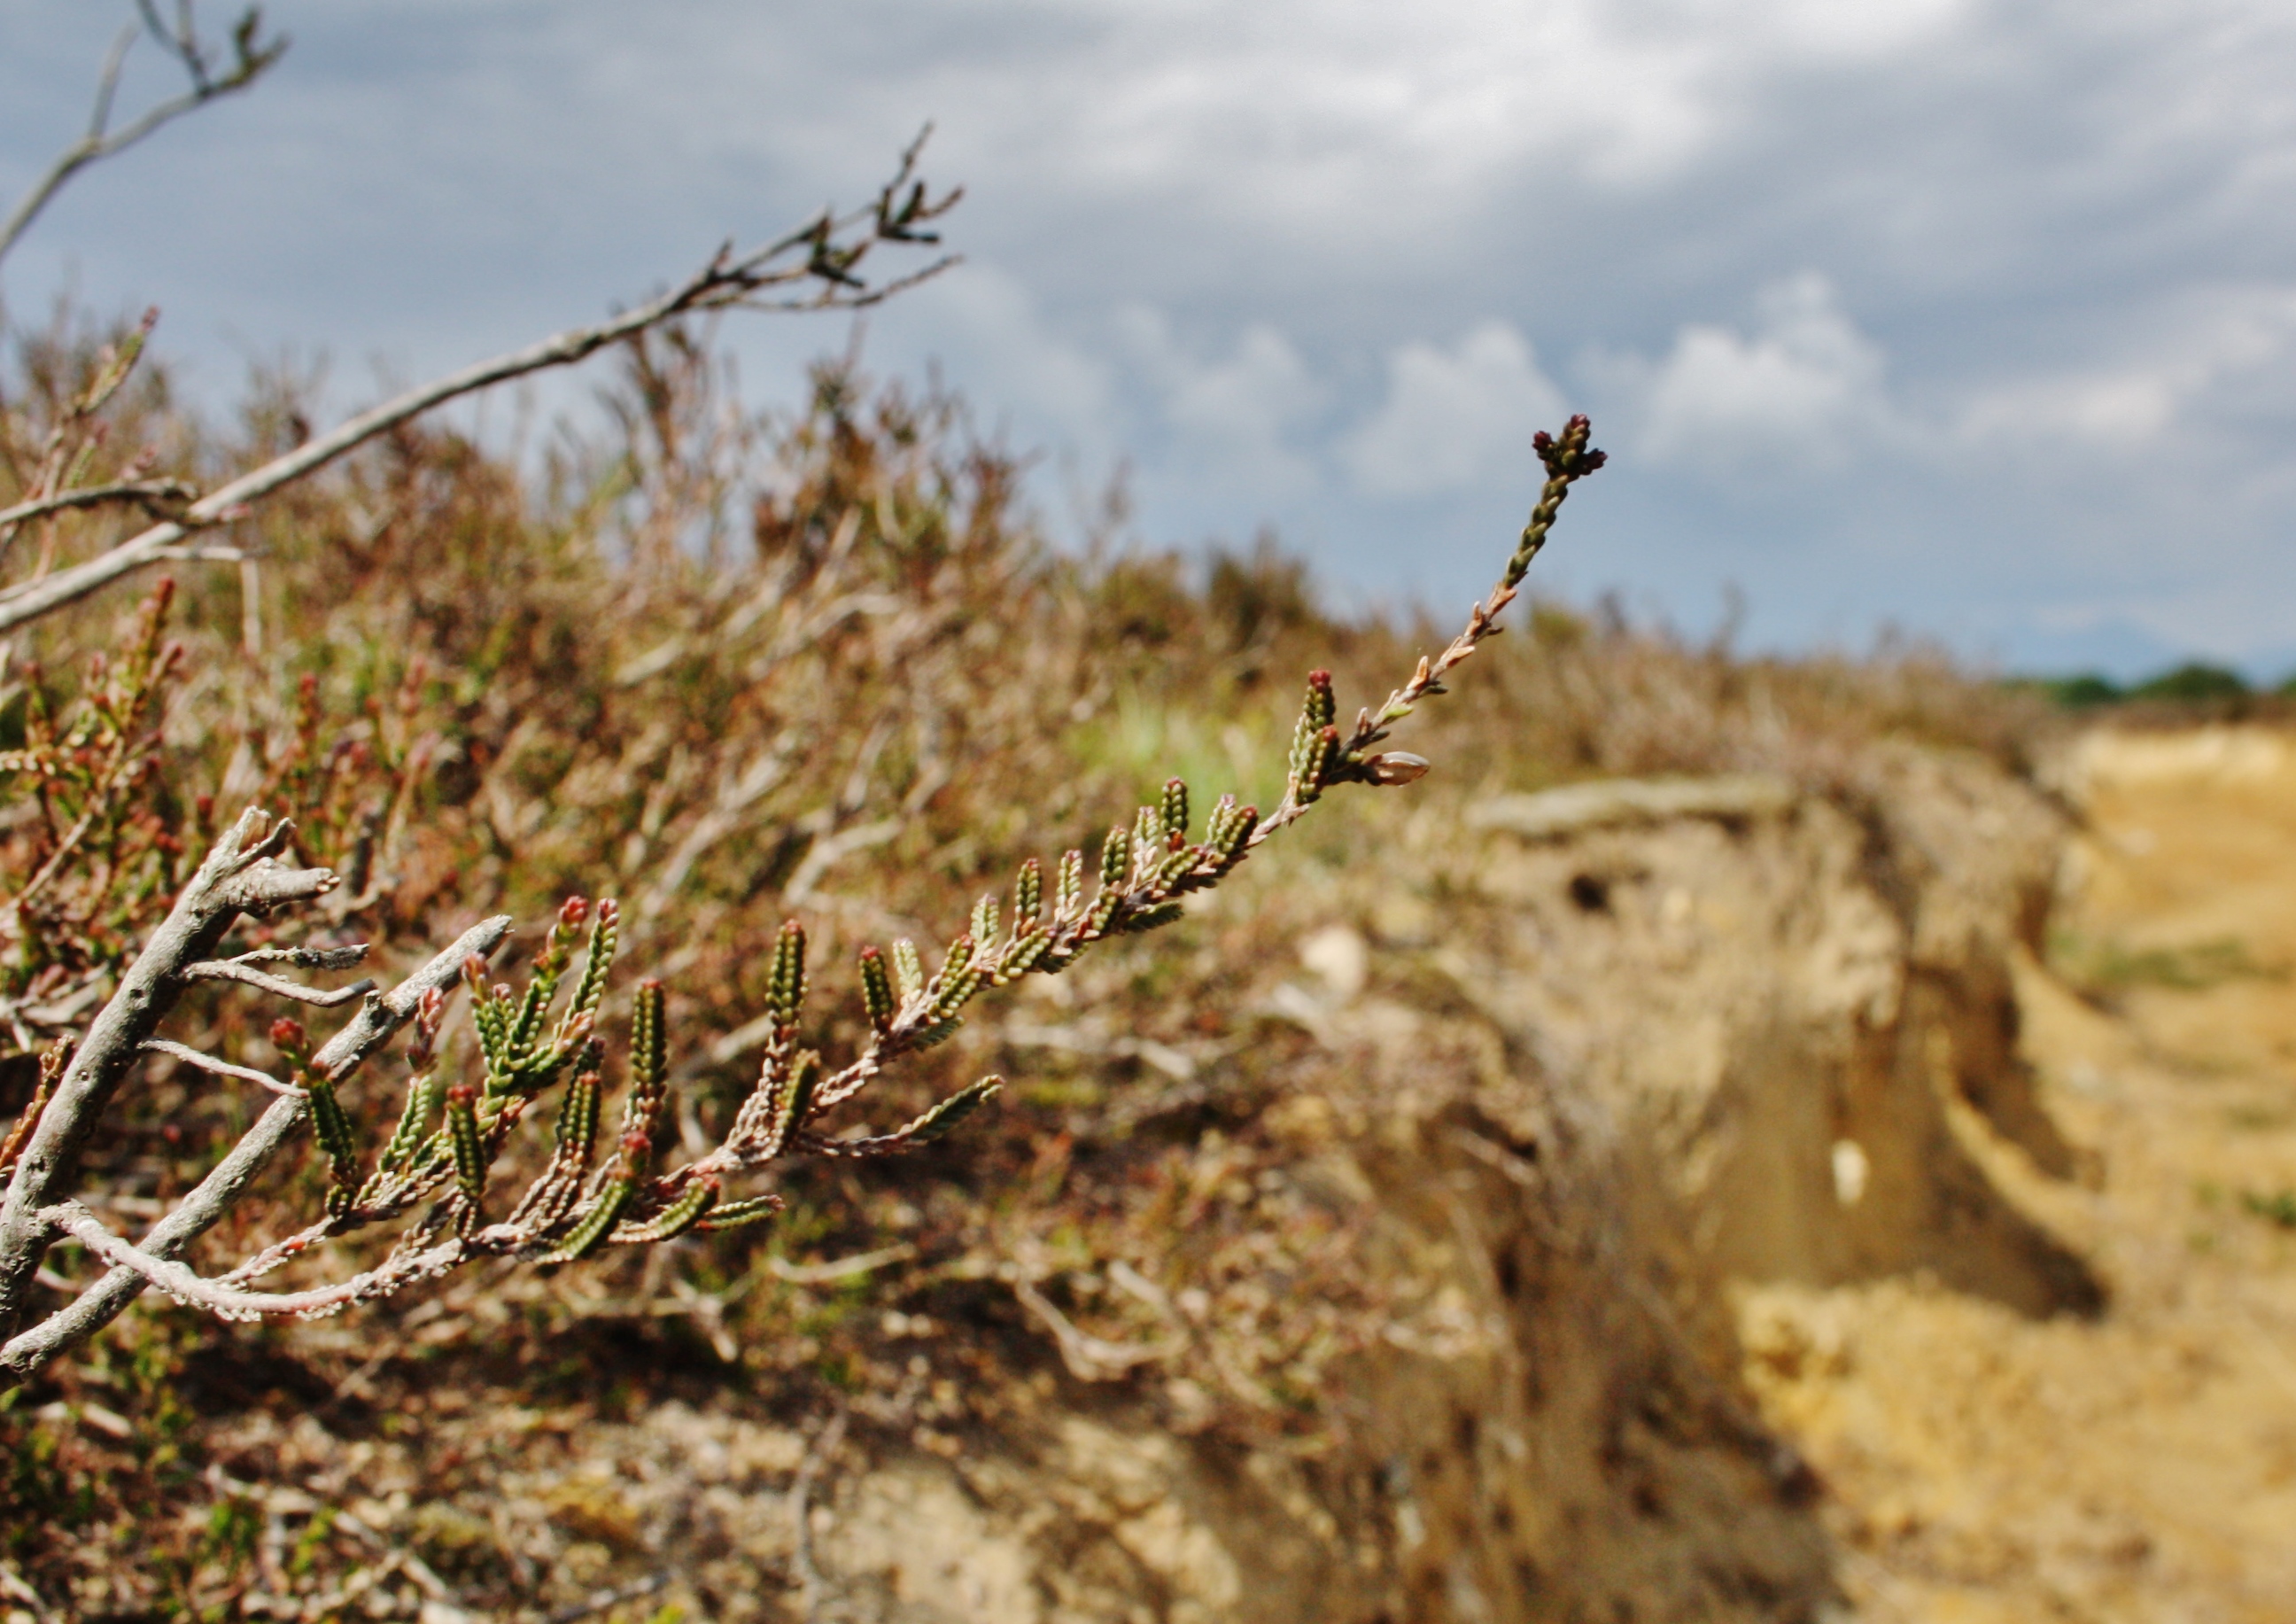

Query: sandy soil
[{"left": 1735, "top": 725, "right": 2296, "bottom": 1623}]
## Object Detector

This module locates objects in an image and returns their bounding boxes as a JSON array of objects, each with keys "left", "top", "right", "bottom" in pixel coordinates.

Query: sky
[{"left": 5, "top": 1, "right": 2296, "bottom": 679}]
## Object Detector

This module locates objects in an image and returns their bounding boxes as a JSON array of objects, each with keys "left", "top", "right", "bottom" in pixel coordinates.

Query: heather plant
[
  {"left": 0, "top": 579, "right": 198, "bottom": 1051},
  {"left": 0, "top": 410, "right": 1609, "bottom": 1380},
  {"left": 0, "top": 15, "right": 2061, "bottom": 1612},
  {"left": 0, "top": 286, "right": 2044, "bottom": 1624}
]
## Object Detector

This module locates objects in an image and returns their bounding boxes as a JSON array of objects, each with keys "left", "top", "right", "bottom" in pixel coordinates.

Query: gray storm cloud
[{"left": 4, "top": 0, "right": 2294, "bottom": 675}]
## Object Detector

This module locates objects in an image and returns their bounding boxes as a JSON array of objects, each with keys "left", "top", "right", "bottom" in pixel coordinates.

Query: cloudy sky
[{"left": 5, "top": 1, "right": 2296, "bottom": 677}]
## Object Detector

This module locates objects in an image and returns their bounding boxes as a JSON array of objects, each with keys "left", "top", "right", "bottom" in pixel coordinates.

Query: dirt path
[{"left": 1734, "top": 725, "right": 2296, "bottom": 1622}]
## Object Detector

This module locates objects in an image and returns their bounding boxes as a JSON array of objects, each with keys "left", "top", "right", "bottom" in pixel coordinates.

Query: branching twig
[
  {"left": 180, "top": 958, "right": 376, "bottom": 1006},
  {"left": 0, "top": 806, "right": 337, "bottom": 1332},
  {"left": 139, "top": 1037, "right": 300, "bottom": 1096},
  {"left": 0, "top": 478, "right": 198, "bottom": 531},
  {"left": 43, "top": 1200, "right": 463, "bottom": 1320},
  {"left": 0, "top": 906, "right": 510, "bottom": 1379},
  {"left": 0, "top": 5, "right": 287, "bottom": 269},
  {"left": 0, "top": 131, "right": 960, "bottom": 633},
  {"left": 1013, "top": 1276, "right": 1183, "bottom": 1381}
]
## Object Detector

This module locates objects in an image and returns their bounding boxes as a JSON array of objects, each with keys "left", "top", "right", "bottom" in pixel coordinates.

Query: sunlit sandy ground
[{"left": 1736, "top": 725, "right": 2296, "bottom": 1622}]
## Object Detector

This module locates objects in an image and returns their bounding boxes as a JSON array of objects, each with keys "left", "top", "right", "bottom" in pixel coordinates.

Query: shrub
[
  {"left": 0, "top": 344, "right": 1607, "bottom": 1371},
  {"left": 0, "top": 13, "right": 2049, "bottom": 1609},
  {"left": 0, "top": 27, "right": 1611, "bottom": 1371}
]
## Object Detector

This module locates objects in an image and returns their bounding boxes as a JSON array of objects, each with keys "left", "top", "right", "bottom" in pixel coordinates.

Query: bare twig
[
  {"left": 143, "top": 542, "right": 247, "bottom": 563},
  {"left": 766, "top": 1242, "right": 915, "bottom": 1286},
  {"left": 1013, "top": 1276, "right": 1183, "bottom": 1381},
  {"left": 221, "top": 943, "right": 371, "bottom": 971},
  {"left": 139, "top": 1037, "right": 301, "bottom": 1096},
  {"left": 0, "top": 478, "right": 198, "bottom": 531},
  {"left": 181, "top": 958, "right": 376, "bottom": 1006},
  {"left": 0, "top": 5, "right": 287, "bottom": 269},
  {"left": 43, "top": 1199, "right": 463, "bottom": 1320},
  {"left": 0, "top": 806, "right": 336, "bottom": 1333},
  {"left": 0, "top": 908, "right": 510, "bottom": 1381},
  {"left": 0, "top": 133, "right": 959, "bottom": 633}
]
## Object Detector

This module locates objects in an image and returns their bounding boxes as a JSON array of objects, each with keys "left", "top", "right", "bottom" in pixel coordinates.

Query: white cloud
[
  {"left": 1346, "top": 322, "right": 1568, "bottom": 497},
  {"left": 964, "top": 0, "right": 1980, "bottom": 214},
  {"left": 1958, "top": 283, "right": 2296, "bottom": 447},
  {"left": 882, "top": 265, "right": 1114, "bottom": 431},
  {"left": 1115, "top": 307, "right": 1325, "bottom": 494},
  {"left": 1639, "top": 274, "right": 1894, "bottom": 471},
  {"left": 15, "top": 0, "right": 2296, "bottom": 664}
]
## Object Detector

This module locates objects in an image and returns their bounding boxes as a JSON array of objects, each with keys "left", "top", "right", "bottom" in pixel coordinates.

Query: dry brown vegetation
[{"left": 0, "top": 293, "right": 2061, "bottom": 1616}]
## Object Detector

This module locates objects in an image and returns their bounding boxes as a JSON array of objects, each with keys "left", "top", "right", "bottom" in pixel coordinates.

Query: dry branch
[
  {"left": 180, "top": 957, "right": 377, "bottom": 1005},
  {"left": 0, "top": 910, "right": 510, "bottom": 1379},
  {"left": 0, "top": 132, "right": 959, "bottom": 633},
  {"left": 0, "top": 806, "right": 337, "bottom": 1333},
  {"left": 0, "top": 478, "right": 198, "bottom": 531},
  {"left": 0, "top": 4, "right": 287, "bottom": 269},
  {"left": 138, "top": 1037, "right": 300, "bottom": 1096}
]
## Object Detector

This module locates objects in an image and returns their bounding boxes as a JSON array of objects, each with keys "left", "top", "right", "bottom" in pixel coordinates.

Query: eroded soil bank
[
  {"left": 540, "top": 736, "right": 2130, "bottom": 1621},
  {"left": 1737, "top": 726, "right": 2296, "bottom": 1621},
  {"left": 773, "top": 726, "right": 2296, "bottom": 1622},
  {"left": 32, "top": 726, "right": 2293, "bottom": 1621}
]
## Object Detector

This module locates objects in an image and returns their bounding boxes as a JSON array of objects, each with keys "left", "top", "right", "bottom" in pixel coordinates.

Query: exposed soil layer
[
  {"left": 33, "top": 733, "right": 2260, "bottom": 1622},
  {"left": 675, "top": 742, "right": 2118, "bottom": 1622},
  {"left": 1736, "top": 725, "right": 2296, "bottom": 1620}
]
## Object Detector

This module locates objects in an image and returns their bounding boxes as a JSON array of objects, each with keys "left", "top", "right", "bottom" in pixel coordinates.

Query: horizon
[{"left": 5, "top": 1, "right": 2294, "bottom": 686}]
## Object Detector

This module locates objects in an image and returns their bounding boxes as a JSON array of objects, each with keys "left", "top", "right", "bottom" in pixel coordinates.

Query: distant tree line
[{"left": 2014, "top": 662, "right": 2296, "bottom": 712}]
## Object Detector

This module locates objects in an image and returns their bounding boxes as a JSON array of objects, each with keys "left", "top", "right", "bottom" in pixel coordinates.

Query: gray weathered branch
[
  {"left": 0, "top": 479, "right": 198, "bottom": 532},
  {"left": 0, "top": 911, "right": 509, "bottom": 1382},
  {"left": 139, "top": 1038, "right": 299, "bottom": 1095},
  {"left": 0, "top": 807, "right": 334, "bottom": 1333},
  {"left": 181, "top": 958, "right": 376, "bottom": 1006},
  {"left": 42, "top": 1200, "right": 464, "bottom": 1322},
  {"left": 0, "top": 5, "right": 287, "bottom": 270},
  {"left": 0, "top": 134, "right": 957, "bottom": 634}
]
